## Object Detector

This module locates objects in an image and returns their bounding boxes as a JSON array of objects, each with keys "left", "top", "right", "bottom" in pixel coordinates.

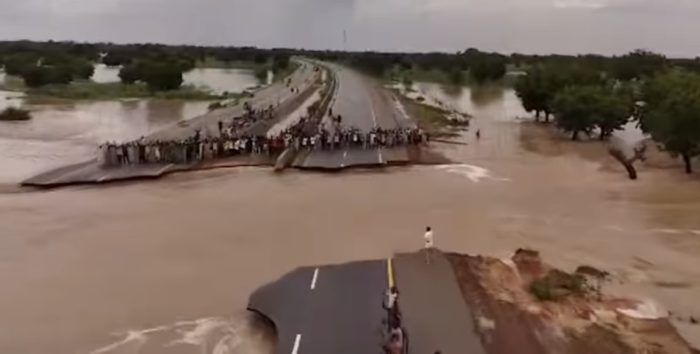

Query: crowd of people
[
  {"left": 97, "top": 102, "right": 279, "bottom": 167},
  {"left": 98, "top": 103, "right": 429, "bottom": 167}
]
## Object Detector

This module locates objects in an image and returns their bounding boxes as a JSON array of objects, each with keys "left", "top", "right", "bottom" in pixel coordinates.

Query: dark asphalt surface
[
  {"left": 248, "top": 260, "right": 388, "bottom": 354},
  {"left": 394, "top": 251, "right": 486, "bottom": 354},
  {"left": 299, "top": 63, "right": 412, "bottom": 169}
]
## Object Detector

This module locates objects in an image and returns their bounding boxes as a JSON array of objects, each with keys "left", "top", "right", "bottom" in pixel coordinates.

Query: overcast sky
[{"left": 0, "top": 0, "right": 699, "bottom": 57}]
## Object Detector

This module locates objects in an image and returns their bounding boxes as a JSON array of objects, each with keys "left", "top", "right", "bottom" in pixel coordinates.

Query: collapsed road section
[{"left": 248, "top": 249, "right": 698, "bottom": 354}]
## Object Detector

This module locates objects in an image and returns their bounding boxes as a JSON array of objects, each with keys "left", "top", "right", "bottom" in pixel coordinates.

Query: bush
[
  {"left": 529, "top": 269, "right": 590, "bottom": 301},
  {"left": 0, "top": 107, "right": 31, "bottom": 121}
]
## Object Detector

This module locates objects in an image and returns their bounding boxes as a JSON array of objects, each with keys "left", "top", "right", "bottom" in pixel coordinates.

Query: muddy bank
[{"left": 447, "top": 250, "right": 699, "bottom": 354}]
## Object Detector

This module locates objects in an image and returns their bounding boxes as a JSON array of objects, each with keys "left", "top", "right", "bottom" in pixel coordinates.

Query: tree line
[
  {"left": 1, "top": 41, "right": 699, "bottom": 173},
  {"left": 0, "top": 40, "right": 293, "bottom": 90},
  {"left": 514, "top": 50, "right": 700, "bottom": 174}
]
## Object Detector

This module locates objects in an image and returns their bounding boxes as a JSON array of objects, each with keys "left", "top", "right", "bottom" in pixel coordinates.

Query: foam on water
[
  {"left": 435, "top": 164, "right": 510, "bottom": 183},
  {"left": 89, "top": 315, "right": 271, "bottom": 354},
  {"left": 617, "top": 299, "right": 668, "bottom": 320}
]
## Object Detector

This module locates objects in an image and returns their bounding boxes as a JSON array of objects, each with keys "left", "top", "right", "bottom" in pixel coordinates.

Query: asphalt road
[
  {"left": 248, "top": 260, "right": 388, "bottom": 354},
  {"left": 148, "top": 61, "right": 318, "bottom": 141},
  {"left": 297, "top": 63, "right": 413, "bottom": 169},
  {"left": 393, "top": 251, "right": 486, "bottom": 354}
]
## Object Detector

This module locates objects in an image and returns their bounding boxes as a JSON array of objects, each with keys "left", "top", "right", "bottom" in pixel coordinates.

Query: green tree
[
  {"left": 3, "top": 52, "right": 39, "bottom": 76},
  {"left": 273, "top": 54, "right": 290, "bottom": 71},
  {"left": 593, "top": 84, "right": 634, "bottom": 140},
  {"left": 515, "top": 66, "right": 549, "bottom": 120},
  {"left": 448, "top": 68, "right": 464, "bottom": 85},
  {"left": 21, "top": 66, "right": 51, "bottom": 87},
  {"left": 142, "top": 61, "right": 184, "bottom": 91},
  {"left": 516, "top": 63, "right": 604, "bottom": 123},
  {"left": 72, "top": 59, "right": 95, "bottom": 80},
  {"left": 551, "top": 85, "right": 601, "bottom": 140},
  {"left": 641, "top": 71, "right": 700, "bottom": 174},
  {"left": 118, "top": 64, "right": 140, "bottom": 84},
  {"left": 470, "top": 58, "right": 506, "bottom": 84},
  {"left": 611, "top": 50, "right": 666, "bottom": 81}
]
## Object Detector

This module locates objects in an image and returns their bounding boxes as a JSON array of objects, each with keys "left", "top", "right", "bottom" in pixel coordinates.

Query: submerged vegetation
[{"left": 0, "top": 107, "right": 31, "bottom": 121}]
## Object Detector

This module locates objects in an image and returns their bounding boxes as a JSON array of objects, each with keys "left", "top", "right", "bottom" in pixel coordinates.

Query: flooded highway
[
  {"left": 1, "top": 85, "right": 700, "bottom": 353},
  {"left": 0, "top": 67, "right": 259, "bottom": 184}
]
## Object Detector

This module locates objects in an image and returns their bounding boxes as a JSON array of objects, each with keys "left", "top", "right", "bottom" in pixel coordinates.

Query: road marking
[
  {"left": 292, "top": 334, "right": 301, "bottom": 354},
  {"left": 365, "top": 91, "right": 378, "bottom": 128},
  {"left": 343, "top": 150, "right": 348, "bottom": 159},
  {"left": 378, "top": 149, "right": 384, "bottom": 164},
  {"left": 387, "top": 258, "right": 395, "bottom": 288},
  {"left": 310, "top": 268, "right": 319, "bottom": 290},
  {"left": 156, "top": 164, "right": 174, "bottom": 175}
]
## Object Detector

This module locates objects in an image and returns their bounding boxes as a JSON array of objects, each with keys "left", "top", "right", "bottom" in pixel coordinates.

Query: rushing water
[
  {"left": 0, "top": 67, "right": 260, "bottom": 184},
  {"left": 1, "top": 82, "right": 699, "bottom": 353}
]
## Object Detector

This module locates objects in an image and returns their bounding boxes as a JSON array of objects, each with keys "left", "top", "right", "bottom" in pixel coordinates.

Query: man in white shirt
[{"left": 424, "top": 226, "right": 434, "bottom": 264}]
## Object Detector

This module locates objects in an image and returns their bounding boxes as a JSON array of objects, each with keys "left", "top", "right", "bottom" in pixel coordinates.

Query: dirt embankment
[{"left": 447, "top": 249, "right": 699, "bottom": 354}]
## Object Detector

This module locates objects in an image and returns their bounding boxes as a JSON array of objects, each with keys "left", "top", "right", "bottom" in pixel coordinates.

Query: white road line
[
  {"left": 378, "top": 149, "right": 384, "bottom": 164},
  {"left": 343, "top": 150, "right": 348, "bottom": 159},
  {"left": 156, "top": 164, "right": 174, "bottom": 175},
  {"left": 310, "top": 268, "right": 319, "bottom": 290},
  {"left": 292, "top": 334, "right": 301, "bottom": 354},
  {"left": 365, "top": 91, "right": 378, "bottom": 128}
]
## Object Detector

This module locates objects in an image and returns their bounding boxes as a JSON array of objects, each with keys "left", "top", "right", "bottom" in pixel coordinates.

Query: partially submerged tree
[
  {"left": 552, "top": 84, "right": 632, "bottom": 141},
  {"left": 469, "top": 58, "right": 506, "bottom": 84},
  {"left": 0, "top": 107, "right": 31, "bottom": 121},
  {"left": 641, "top": 71, "right": 700, "bottom": 174},
  {"left": 118, "top": 59, "right": 184, "bottom": 90},
  {"left": 552, "top": 85, "right": 599, "bottom": 140}
]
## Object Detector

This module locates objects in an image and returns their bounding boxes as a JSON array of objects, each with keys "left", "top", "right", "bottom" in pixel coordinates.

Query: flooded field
[
  {"left": 1, "top": 84, "right": 699, "bottom": 354},
  {"left": 0, "top": 67, "right": 260, "bottom": 184},
  {"left": 91, "top": 64, "right": 260, "bottom": 94}
]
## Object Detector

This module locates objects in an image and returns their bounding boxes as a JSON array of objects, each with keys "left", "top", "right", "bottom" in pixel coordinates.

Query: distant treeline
[
  {"left": 3, "top": 41, "right": 700, "bottom": 85},
  {"left": 0, "top": 40, "right": 293, "bottom": 90}
]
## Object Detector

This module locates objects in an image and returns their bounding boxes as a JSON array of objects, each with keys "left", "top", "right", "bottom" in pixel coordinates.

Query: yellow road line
[{"left": 387, "top": 257, "right": 395, "bottom": 288}]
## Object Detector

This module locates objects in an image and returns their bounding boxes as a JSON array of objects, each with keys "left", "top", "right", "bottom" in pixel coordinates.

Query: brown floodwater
[
  {"left": 1, "top": 84, "right": 699, "bottom": 354},
  {"left": 92, "top": 64, "right": 261, "bottom": 94},
  {"left": 0, "top": 67, "right": 259, "bottom": 184}
]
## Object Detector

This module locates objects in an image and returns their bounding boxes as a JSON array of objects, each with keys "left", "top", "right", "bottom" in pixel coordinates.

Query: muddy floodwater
[
  {"left": 1, "top": 84, "right": 700, "bottom": 354},
  {"left": 92, "top": 64, "right": 260, "bottom": 94},
  {"left": 0, "top": 67, "right": 259, "bottom": 184}
]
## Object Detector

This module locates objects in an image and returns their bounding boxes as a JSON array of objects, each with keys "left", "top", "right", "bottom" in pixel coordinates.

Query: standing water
[
  {"left": 1, "top": 81, "right": 699, "bottom": 354},
  {"left": 0, "top": 67, "right": 260, "bottom": 184}
]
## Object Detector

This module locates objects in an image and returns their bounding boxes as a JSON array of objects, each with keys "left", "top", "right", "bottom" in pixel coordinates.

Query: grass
[
  {"left": 24, "top": 81, "right": 234, "bottom": 101},
  {"left": 0, "top": 107, "right": 31, "bottom": 121},
  {"left": 395, "top": 91, "right": 461, "bottom": 138}
]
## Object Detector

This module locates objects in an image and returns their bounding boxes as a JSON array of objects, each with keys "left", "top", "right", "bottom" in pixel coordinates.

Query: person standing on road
[
  {"left": 424, "top": 226, "right": 434, "bottom": 265},
  {"left": 476, "top": 129, "right": 481, "bottom": 140}
]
